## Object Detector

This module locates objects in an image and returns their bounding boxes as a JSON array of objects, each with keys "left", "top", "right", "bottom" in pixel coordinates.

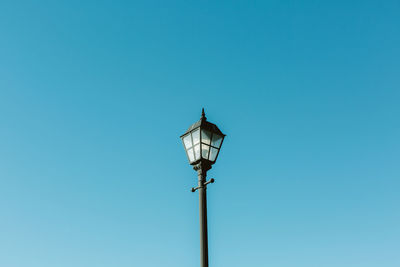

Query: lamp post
[{"left": 180, "top": 108, "right": 225, "bottom": 267}]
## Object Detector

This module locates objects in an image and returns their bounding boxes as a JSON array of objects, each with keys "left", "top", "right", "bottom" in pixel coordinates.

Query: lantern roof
[{"left": 181, "top": 108, "right": 225, "bottom": 137}]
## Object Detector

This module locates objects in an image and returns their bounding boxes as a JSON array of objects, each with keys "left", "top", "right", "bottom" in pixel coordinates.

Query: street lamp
[{"left": 180, "top": 108, "right": 225, "bottom": 267}]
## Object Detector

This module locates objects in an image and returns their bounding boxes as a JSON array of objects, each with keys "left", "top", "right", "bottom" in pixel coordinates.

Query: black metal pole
[
  {"left": 194, "top": 162, "right": 211, "bottom": 267},
  {"left": 198, "top": 170, "right": 208, "bottom": 267}
]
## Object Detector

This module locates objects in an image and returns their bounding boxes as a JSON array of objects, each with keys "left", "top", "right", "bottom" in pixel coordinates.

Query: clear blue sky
[{"left": 0, "top": 1, "right": 399, "bottom": 266}]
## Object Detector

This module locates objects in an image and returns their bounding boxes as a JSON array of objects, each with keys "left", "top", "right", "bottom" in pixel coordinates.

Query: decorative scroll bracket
[{"left": 191, "top": 178, "right": 215, "bottom": 192}]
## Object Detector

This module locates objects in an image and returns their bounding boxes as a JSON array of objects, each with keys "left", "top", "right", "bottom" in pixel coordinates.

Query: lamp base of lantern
[{"left": 193, "top": 161, "right": 212, "bottom": 175}]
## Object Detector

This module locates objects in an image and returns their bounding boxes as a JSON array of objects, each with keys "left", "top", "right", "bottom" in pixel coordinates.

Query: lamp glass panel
[
  {"left": 183, "top": 134, "right": 193, "bottom": 149},
  {"left": 194, "top": 144, "right": 201, "bottom": 160},
  {"left": 209, "top": 147, "right": 219, "bottom": 161},
  {"left": 201, "top": 129, "right": 212, "bottom": 145},
  {"left": 201, "top": 144, "right": 210, "bottom": 159},
  {"left": 187, "top": 148, "right": 195, "bottom": 162},
  {"left": 211, "top": 134, "right": 223, "bottom": 148},
  {"left": 192, "top": 129, "right": 200, "bottom": 145}
]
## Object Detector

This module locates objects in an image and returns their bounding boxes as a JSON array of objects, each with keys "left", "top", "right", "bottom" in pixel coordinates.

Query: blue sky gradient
[{"left": 0, "top": 1, "right": 399, "bottom": 266}]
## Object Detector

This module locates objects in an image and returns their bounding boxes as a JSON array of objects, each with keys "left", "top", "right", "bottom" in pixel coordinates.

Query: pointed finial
[{"left": 201, "top": 108, "right": 207, "bottom": 120}]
